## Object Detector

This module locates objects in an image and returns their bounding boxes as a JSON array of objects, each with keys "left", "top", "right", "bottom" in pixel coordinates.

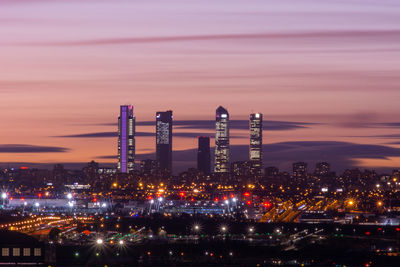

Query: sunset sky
[{"left": 1, "top": 0, "right": 400, "bottom": 173}]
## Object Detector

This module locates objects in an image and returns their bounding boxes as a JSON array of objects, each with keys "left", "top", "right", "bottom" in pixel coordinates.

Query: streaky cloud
[
  {"left": 0, "top": 144, "right": 69, "bottom": 153},
  {"left": 19, "top": 30, "right": 400, "bottom": 46},
  {"left": 98, "top": 120, "right": 312, "bottom": 131},
  {"left": 55, "top": 131, "right": 219, "bottom": 139}
]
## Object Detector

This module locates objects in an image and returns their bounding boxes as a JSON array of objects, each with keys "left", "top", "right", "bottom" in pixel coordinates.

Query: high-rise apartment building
[
  {"left": 215, "top": 106, "right": 230, "bottom": 173},
  {"left": 197, "top": 136, "right": 211, "bottom": 174},
  {"left": 118, "top": 105, "right": 135, "bottom": 173},
  {"left": 249, "top": 113, "right": 263, "bottom": 176},
  {"left": 156, "top": 111, "right": 173, "bottom": 172}
]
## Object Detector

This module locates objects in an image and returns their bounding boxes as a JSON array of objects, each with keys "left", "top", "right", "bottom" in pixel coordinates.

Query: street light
[
  {"left": 1, "top": 192, "right": 7, "bottom": 208},
  {"left": 149, "top": 199, "right": 155, "bottom": 215},
  {"left": 224, "top": 199, "right": 230, "bottom": 212},
  {"left": 118, "top": 240, "right": 124, "bottom": 245},
  {"left": 34, "top": 202, "right": 40, "bottom": 212},
  {"left": 66, "top": 193, "right": 73, "bottom": 200},
  {"left": 156, "top": 197, "right": 163, "bottom": 212},
  {"left": 193, "top": 224, "right": 201, "bottom": 232},
  {"left": 22, "top": 201, "right": 27, "bottom": 213},
  {"left": 96, "top": 238, "right": 103, "bottom": 245},
  {"left": 248, "top": 227, "right": 255, "bottom": 233},
  {"left": 221, "top": 226, "right": 228, "bottom": 233}
]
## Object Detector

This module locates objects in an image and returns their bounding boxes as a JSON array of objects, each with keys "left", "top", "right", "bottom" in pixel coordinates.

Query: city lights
[
  {"left": 220, "top": 226, "right": 228, "bottom": 233},
  {"left": 193, "top": 224, "right": 201, "bottom": 232},
  {"left": 0, "top": 2, "right": 399, "bottom": 266}
]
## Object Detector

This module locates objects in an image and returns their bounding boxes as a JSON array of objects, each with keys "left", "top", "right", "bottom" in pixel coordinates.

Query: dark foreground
[{"left": 51, "top": 238, "right": 399, "bottom": 267}]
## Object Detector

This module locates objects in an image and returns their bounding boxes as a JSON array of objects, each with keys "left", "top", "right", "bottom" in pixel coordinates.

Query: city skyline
[
  {"left": 1, "top": 1, "right": 400, "bottom": 266},
  {"left": 3, "top": 105, "right": 400, "bottom": 174},
  {"left": 0, "top": 105, "right": 400, "bottom": 174},
  {"left": 1, "top": 0, "right": 400, "bottom": 173}
]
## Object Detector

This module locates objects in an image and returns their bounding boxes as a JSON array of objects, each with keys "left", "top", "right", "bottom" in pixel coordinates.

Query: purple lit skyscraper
[{"left": 118, "top": 105, "right": 135, "bottom": 173}]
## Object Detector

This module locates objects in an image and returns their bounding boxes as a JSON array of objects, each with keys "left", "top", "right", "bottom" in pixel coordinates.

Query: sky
[{"left": 1, "top": 0, "right": 400, "bottom": 173}]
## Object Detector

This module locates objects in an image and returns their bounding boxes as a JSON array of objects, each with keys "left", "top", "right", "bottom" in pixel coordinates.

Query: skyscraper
[
  {"left": 118, "top": 105, "right": 135, "bottom": 173},
  {"left": 249, "top": 113, "right": 263, "bottom": 176},
  {"left": 197, "top": 136, "right": 211, "bottom": 174},
  {"left": 156, "top": 110, "right": 173, "bottom": 172},
  {"left": 215, "top": 106, "right": 230, "bottom": 173}
]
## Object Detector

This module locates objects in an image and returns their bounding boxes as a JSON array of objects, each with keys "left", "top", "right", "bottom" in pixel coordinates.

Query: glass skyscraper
[
  {"left": 250, "top": 113, "right": 263, "bottom": 176},
  {"left": 197, "top": 136, "right": 211, "bottom": 174},
  {"left": 156, "top": 110, "right": 173, "bottom": 172},
  {"left": 215, "top": 106, "right": 230, "bottom": 173},
  {"left": 118, "top": 105, "right": 135, "bottom": 173}
]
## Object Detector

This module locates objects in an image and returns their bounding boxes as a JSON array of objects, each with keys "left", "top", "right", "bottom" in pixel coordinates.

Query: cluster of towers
[
  {"left": 211, "top": 106, "right": 263, "bottom": 176},
  {"left": 117, "top": 105, "right": 263, "bottom": 176},
  {"left": 117, "top": 105, "right": 173, "bottom": 174}
]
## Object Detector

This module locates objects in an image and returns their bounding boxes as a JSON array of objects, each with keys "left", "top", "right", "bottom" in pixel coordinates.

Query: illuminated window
[
  {"left": 34, "top": 248, "right": 41, "bottom": 257},
  {"left": 13, "top": 248, "right": 20, "bottom": 256},
  {"left": 23, "top": 248, "right": 30, "bottom": 256},
  {"left": 1, "top": 248, "right": 9, "bottom": 256}
]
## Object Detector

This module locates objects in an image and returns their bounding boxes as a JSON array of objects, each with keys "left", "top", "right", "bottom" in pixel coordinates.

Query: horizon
[{"left": 2, "top": 109, "right": 400, "bottom": 174}]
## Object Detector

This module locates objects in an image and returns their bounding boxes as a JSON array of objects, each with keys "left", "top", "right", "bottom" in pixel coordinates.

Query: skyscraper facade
[
  {"left": 156, "top": 110, "right": 173, "bottom": 172},
  {"left": 197, "top": 136, "right": 211, "bottom": 174},
  {"left": 118, "top": 105, "right": 135, "bottom": 173},
  {"left": 249, "top": 113, "right": 263, "bottom": 176},
  {"left": 215, "top": 106, "right": 230, "bottom": 173}
]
